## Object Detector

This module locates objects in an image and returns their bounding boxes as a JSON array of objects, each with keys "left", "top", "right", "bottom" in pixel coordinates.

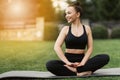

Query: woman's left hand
[{"left": 76, "top": 62, "right": 84, "bottom": 67}]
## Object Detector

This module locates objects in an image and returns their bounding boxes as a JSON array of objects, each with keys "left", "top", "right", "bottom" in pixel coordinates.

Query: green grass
[{"left": 0, "top": 39, "right": 120, "bottom": 80}]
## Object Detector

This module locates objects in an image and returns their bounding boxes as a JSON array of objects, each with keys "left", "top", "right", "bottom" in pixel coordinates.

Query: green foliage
[
  {"left": 92, "top": 0, "right": 120, "bottom": 21},
  {"left": 92, "top": 26, "right": 108, "bottom": 39},
  {"left": 74, "top": 0, "right": 120, "bottom": 21},
  {"left": 111, "top": 27, "right": 120, "bottom": 39},
  {"left": 44, "top": 23, "right": 59, "bottom": 41}
]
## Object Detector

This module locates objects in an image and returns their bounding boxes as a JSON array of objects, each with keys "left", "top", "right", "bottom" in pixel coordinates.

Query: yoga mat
[{"left": 0, "top": 68, "right": 120, "bottom": 79}]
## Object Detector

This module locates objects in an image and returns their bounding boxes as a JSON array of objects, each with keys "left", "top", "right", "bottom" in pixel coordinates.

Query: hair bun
[
  {"left": 74, "top": 2, "right": 80, "bottom": 6},
  {"left": 68, "top": 1, "right": 83, "bottom": 17}
]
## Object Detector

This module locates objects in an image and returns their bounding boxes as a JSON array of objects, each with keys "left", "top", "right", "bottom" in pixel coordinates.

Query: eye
[
  {"left": 64, "top": 10, "right": 72, "bottom": 17},
  {"left": 65, "top": 11, "right": 71, "bottom": 15}
]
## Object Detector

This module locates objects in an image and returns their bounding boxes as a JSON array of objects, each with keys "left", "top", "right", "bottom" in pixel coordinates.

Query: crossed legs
[{"left": 46, "top": 54, "right": 109, "bottom": 76}]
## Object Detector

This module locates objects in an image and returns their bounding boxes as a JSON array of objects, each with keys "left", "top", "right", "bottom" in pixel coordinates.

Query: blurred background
[
  {"left": 0, "top": 1, "right": 120, "bottom": 79},
  {"left": 0, "top": 0, "right": 120, "bottom": 41}
]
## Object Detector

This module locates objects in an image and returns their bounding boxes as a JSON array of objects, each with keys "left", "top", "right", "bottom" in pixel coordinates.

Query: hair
[{"left": 68, "top": 1, "right": 83, "bottom": 17}]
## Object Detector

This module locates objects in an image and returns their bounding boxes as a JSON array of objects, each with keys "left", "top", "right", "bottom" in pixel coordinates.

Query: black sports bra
[{"left": 65, "top": 25, "right": 88, "bottom": 49}]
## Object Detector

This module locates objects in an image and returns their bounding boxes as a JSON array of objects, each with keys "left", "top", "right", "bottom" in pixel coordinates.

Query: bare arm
[
  {"left": 54, "top": 26, "right": 72, "bottom": 65},
  {"left": 79, "top": 25, "right": 93, "bottom": 66}
]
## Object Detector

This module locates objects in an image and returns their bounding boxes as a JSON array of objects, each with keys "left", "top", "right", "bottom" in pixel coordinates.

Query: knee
[
  {"left": 104, "top": 54, "right": 110, "bottom": 63},
  {"left": 99, "top": 54, "right": 110, "bottom": 64},
  {"left": 46, "top": 60, "right": 53, "bottom": 71},
  {"left": 46, "top": 60, "right": 60, "bottom": 73},
  {"left": 46, "top": 60, "right": 54, "bottom": 68}
]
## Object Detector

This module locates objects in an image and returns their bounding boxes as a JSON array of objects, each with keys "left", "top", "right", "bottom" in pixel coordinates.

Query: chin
[{"left": 67, "top": 20, "right": 72, "bottom": 23}]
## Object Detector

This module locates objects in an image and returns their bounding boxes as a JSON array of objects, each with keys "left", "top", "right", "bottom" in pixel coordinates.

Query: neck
[{"left": 71, "top": 19, "right": 82, "bottom": 28}]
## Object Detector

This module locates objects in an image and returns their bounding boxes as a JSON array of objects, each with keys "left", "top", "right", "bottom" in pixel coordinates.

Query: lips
[{"left": 66, "top": 17, "right": 72, "bottom": 22}]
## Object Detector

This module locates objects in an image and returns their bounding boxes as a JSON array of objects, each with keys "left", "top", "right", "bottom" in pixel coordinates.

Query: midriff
[{"left": 65, "top": 49, "right": 85, "bottom": 54}]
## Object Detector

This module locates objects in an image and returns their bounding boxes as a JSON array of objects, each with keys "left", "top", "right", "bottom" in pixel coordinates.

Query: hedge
[
  {"left": 92, "top": 26, "right": 108, "bottom": 39},
  {"left": 111, "top": 27, "right": 120, "bottom": 39}
]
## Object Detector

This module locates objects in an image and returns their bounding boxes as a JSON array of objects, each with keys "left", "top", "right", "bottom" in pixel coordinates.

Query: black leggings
[{"left": 46, "top": 53, "right": 110, "bottom": 76}]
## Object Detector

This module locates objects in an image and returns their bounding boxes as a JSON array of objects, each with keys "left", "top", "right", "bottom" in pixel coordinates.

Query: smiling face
[{"left": 65, "top": 6, "right": 80, "bottom": 23}]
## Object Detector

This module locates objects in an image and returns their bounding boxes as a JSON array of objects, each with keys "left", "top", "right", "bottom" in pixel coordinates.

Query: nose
[{"left": 65, "top": 14, "right": 69, "bottom": 19}]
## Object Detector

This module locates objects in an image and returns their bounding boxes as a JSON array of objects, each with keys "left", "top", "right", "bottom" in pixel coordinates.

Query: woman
[{"left": 46, "top": 1, "right": 110, "bottom": 76}]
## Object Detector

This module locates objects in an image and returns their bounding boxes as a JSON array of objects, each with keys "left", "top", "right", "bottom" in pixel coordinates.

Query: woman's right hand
[{"left": 66, "top": 62, "right": 79, "bottom": 67}]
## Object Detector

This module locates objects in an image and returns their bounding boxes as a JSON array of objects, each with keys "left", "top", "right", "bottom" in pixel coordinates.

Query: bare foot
[
  {"left": 77, "top": 71, "right": 92, "bottom": 76},
  {"left": 64, "top": 65, "right": 77, "bottom": 72}
]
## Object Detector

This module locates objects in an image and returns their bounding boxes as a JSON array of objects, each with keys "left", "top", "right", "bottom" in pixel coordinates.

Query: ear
[{"left": 77, "top": 12, "right": 80, "bottom": 18}]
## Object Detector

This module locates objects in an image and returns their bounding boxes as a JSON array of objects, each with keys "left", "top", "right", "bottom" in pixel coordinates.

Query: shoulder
[
  {"left": 84, "top": 25, "right": 92, "bottom": 34},
  {"left": 60, "top": 26, "right": 70, "bottom": 35},
  {"left": 61, "top": 26, "right": 69, "bottom": 31}
]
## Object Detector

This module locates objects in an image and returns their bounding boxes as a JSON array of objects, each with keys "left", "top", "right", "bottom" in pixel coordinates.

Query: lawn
[{"left": 0, "top": 39, "right": 120, "bottom": 80}]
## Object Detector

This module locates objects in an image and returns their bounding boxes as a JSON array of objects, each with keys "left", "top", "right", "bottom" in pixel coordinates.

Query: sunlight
[
  {"left": 52, "top": 0, "right": 68, "bottom": 11},
  {"left": 9, "top": 2, "right": 25, "bottom": 15}
]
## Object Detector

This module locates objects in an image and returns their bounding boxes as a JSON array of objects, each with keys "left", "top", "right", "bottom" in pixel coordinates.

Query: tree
[
  {"left": 92, "top": 0, "right": 120, "bottom": 21},
  {"left": 75, "top": 0, "right": 120, "bottom": 21}
]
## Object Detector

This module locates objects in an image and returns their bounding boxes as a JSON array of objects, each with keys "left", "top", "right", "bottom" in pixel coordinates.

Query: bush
[
  {"left": 111, "top": 27, "right": 120, "bottom": 39},
  {"left": 44, "top": 23, "right": 59, "bottom": 41},
  {"left": 92, "top": 26, "right": 108, "bottom": 39}
]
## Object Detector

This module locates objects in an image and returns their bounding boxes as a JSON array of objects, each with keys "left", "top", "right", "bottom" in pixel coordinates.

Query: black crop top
[{"left": 65, "top": 25, "right": 88, "bottom": 49}]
